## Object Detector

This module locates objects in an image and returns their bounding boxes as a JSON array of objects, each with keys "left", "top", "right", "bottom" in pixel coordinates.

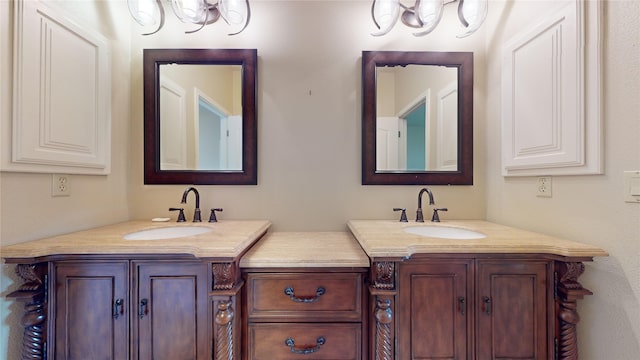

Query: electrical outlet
[
  {"left": 52, "top": 174, "right": 71, "bottom": 197},
  {"left": 536, "top": 176, "right": 552, "bottom": 198}
]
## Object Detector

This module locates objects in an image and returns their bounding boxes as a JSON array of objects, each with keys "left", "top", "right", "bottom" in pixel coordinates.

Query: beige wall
[
  {"left": 127, "top": 1, "right": 486, "bottom": 231},
  {"left": 0, "top": 1, "right": 132, "bottom": 358},
  {"left": 1, "top": 0, "right": 638, "bottom": 359},
  {"left": 484, "top": 1, "right": 640, "bottom": 359}
]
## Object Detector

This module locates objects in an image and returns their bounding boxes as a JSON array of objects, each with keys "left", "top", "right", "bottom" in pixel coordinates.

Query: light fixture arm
[
  {"left": 142, "top": 0, "right": 165, "bottom": 36},
  {"left": 225, "top": 0, "right": 251, "bottom": 36}
]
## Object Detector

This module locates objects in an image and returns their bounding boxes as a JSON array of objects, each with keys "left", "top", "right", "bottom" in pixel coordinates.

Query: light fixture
[
  {"left": 128, "top": 0, "right": 250, "bottom": 36},
  {"left": 371, "top": 0, "right": 487, "bottom": 38}
]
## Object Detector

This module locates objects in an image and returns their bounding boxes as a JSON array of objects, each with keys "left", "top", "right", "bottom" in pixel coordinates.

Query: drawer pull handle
[
  {"left": 285, "top": 336, "right": 326, "bottom": 354},
  {"left": 284, "top": 286, "right": 326, "bottom": 303}
]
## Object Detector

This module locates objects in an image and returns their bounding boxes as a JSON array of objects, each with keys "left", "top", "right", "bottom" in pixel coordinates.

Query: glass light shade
[
  {"left": 171, "top": 0, "right": 207, "bottom": 23},
  {"left": 371, "top": 0, "right": 401, "bottom": 36},
  {"left": 128, "top": 0, "right": 159, "bottom": 26},
  {"left": 219, "top": 0, "right": 248, "bottom": 25},
  {"left": 457, "top": 0, "right": 487, "bottom": 38},
  {"left": 414, "top": 0, "right": 444, "bottom": 36}
]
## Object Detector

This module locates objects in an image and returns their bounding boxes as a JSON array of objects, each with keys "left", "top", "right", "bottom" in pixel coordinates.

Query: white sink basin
[
  {"left": 403, "top": 226, "right": 486, "bottom": 240},
  {"left": 124, "top": 226, "right": 213, "bottom": 240}
]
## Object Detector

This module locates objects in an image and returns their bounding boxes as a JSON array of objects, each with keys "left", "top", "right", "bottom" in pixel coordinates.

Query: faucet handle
[
  {"left": 393, "top": 208, "right": 408, "bottom": 222},
  {"left": 431, "top": 208, "right": 448, "bottom": 222},
  {"left": 208, "top": 208, "right": 223, "bottom": 223},
  {"left": 169, "top": 207, "right": 186, "bottom": 222}
]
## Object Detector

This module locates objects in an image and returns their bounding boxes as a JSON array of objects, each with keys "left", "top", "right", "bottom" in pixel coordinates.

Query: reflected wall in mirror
[
  {"left": 144, "top": 49, "right": 257, "bottom": 184},
  {"left": 160, "top": 64, "right": 243, "bottom": 171},
  {"left": 362, "top": 51, "right": 474, "bottom": 185}
]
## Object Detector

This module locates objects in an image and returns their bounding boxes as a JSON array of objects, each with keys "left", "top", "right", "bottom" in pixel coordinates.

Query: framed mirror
[
  {"left": 362, "top": 51, "right": 473, "bottom": 185},
  {"left": 144, "top": 48, "right": 257, "bottom": 184}
]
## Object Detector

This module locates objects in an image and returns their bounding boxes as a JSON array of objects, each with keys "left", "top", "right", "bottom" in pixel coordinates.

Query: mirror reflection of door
[
  {"left": 377, "top": 93, "right": 429, "bottom": 171},
  {"left": 376, "top": 116, "right": 402, "bottom": 170},
  {"left": 159, "top": 64, "right": 243, "bottom": 171},
  {"left": 436, "top": 82, "right": 458, "bottom": 170},
  {"left": 401, "top": 100, "right": 427, "bottom": 171},
  {"left": 195, "top": 91, "right": 242, "bottom": 171},
  {"left": 375, "top": 65, "right": 458, "bottom": 172},
  {"left": 159, "top": 77, "right": 187, "bottom": 170}
]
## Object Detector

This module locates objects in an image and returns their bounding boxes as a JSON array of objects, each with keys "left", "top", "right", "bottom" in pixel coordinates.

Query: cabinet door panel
[
  {"left": 54, "top": 261, "right": 128, "bottom": 360},
  {"left": 135, "top": 262, "right": 209, "bottom": 360},
  {"left": 398, "top": 261, "right": 472, "bottom": 360},
  {"left": 477, "top": 261, "right": 548, "bottom": 360}
]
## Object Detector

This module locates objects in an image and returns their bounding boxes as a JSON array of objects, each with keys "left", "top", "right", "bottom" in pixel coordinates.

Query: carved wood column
[
  {"left": 370, "top": 261, "right": 396, "bottom": 360},
  {"left": 6, "top": 263, "right": 48, "bottom": 360},
  {"left": 556, "top": 261, "right": 593, "bottom": 360},
  {"left": 211, "top": 262, "right": 241, "bottom": 360}
]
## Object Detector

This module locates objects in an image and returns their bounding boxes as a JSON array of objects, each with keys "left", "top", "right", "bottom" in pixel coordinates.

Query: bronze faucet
[
  {"left": 416, "top": 187, "right": 435, "bottom": 222},
  {"left": 181, "top": 187, "right": 202, "bottom": 222}
]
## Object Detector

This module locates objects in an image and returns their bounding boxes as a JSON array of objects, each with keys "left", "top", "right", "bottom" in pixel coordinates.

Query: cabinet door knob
[
  {"left": 283, "top": 286, "right": 326, "bottom": 303},
  {"left": 458, "top": 296, "right": 466, "bottom": 315},
  {"left": 482, "top": 296, "right": 491, "bottom": 315},
  {"left": 139, "top": 298, "right": 148, "bottom": 319},
  {"left": 285, "top": 336, "right": 326, "bottom": 354},
  {"left": 113, "top": 298, "right": 124, "bottom": 319}
]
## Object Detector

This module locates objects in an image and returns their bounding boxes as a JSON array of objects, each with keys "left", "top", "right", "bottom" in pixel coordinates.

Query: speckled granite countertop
[
  {"left": 240, "top": 232, "right": 370, "bottom": 268},
  {"left": 347, "top": 220, "right": 609, "bottom": 259},
  {"left": 1, "top": 220, "right": 272, "bottom": 260}
]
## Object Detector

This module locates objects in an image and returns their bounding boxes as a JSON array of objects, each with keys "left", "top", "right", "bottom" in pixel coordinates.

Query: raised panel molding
[
  {"left": 501, "top": 0, "right": 602, "bottom": 176},
  {"left": 3, "top": 0, "right": 111, "bottom": 174}
]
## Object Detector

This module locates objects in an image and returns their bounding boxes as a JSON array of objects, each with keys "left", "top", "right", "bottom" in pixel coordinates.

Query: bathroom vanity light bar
[
  {"left": 128, "top": 0, "right": 250, "bottom": 36},
  {"left": 371, "top": 0, "right": 487, "bottom": 37}
]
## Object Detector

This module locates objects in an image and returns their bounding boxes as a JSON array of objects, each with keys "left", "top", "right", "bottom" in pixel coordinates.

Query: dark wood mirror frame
[
  {"left": 362, "top": 50, "right": 474, "bottom": 185},
  {"left": 144, "top": 48, "right": 257, "bottom": 185}
]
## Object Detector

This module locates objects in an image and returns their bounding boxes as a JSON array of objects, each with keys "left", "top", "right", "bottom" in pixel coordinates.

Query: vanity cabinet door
[
  {"left": 476, "top": 261, "right": 549, "bottom": 360},
  {"left": 54, "top": 261, "right": 129, "bottom": 360},
  {"left": 397, "top": 260, "right": 473, "bottom": 360},
  {"left": 133, "top": 261, "right": 210, "bottom": 360}
]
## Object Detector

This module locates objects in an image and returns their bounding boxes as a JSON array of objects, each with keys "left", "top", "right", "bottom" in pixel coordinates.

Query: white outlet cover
[{"left": 52, "top": 174, "right": 71, "bottom": 197}]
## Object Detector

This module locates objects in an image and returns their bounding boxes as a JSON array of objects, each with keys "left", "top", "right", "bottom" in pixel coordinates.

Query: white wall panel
[
  {"left": 501, "top": 0, "right": 602, "bottom": 176},
  {"left": 5, "top": 0, "right": 111, "bottom": 174}
]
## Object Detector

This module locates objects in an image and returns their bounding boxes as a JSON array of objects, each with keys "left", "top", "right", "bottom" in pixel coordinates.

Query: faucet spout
[
  {"left": 181, "top": 187, "right": 201, "bottom": 222},
  {"left": 416, "top": 187, "right": 435, "bottom": 222}
]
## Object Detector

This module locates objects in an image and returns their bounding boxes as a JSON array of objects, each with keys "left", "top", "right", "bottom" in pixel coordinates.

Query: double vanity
[{"left": 2, "top": 218, "right": 607, "bottom": 360}]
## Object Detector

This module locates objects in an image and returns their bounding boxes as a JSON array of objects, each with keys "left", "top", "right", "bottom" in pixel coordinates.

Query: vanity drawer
[
  {"left": 245, "top": 273, "right": 363, "bottom": 321},
  {"left": 247, "top": 323, "right": 361, "bottom": 360}
]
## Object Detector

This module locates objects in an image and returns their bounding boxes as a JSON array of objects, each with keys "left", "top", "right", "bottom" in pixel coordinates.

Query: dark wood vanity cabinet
[
  {"left": 2, "top": 220, "right": 271, "bottom": 360},
  {"left": 397, "top": 258, "right": 550, "bottom": 359},
  {"left": 53, "top": 260, "right": 210, "bottom": 360},
  {"left": 370, "top": 255, "right": 594, "bottom": 360},
  {"left": 243, "top": 271, "right": 367, "bottom": 360}
]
